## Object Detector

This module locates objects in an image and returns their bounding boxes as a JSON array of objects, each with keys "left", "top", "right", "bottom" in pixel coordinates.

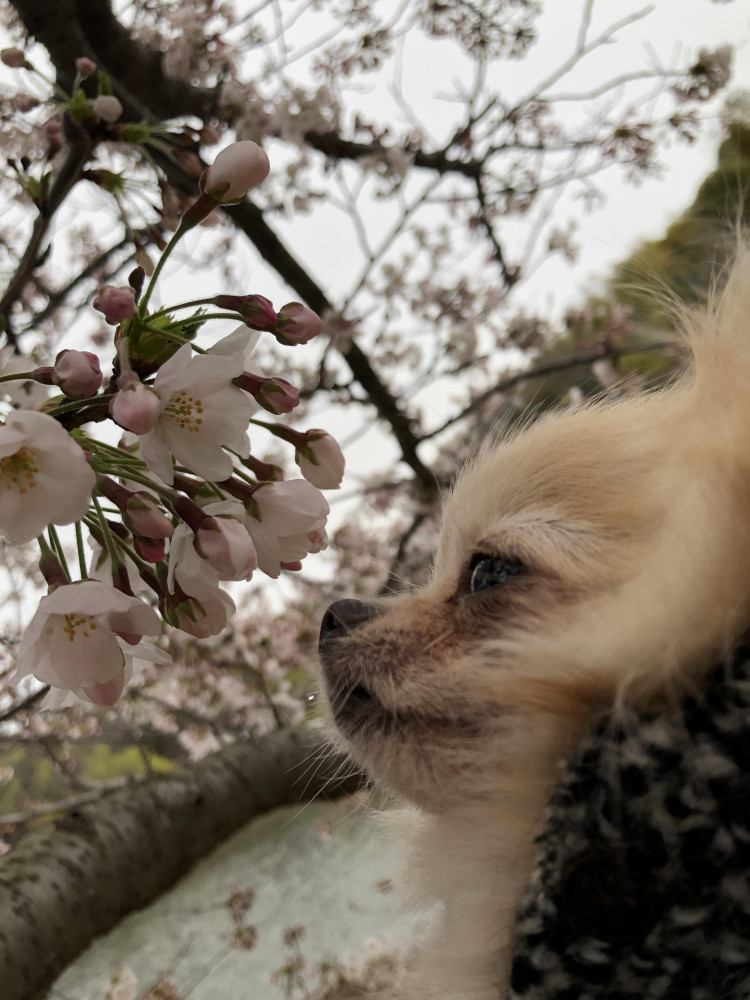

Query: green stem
[
  {"left": 139, "top": 219, "right": 190, "bottom": 314},
  {"left": 74, "top": 521, "right": 87, "bottom": 579},
  {"left": 138, "top": 324, "right": 206, "bottom": 352},
  {"left": 147, "top": 297, "right": 218, "bottom": 323},
  {"left": 160, "top": 311, "right": 241, "bottom": 329},
  {"left": 117, "top": 335, "right": 133, "bottom": 378},
  {"left": 47, "top": 393, "right": 114, "bottom": 418},
  {"left": 91, "top": 493, "right": 119, "bottom": 570},
  {"left": 47, "top": 526, "right": 71, "bottom": 581},
  {"left": 0, "top": 371, "right": 40, "bottom": 384},
  {"left": 83, "top": 514, "right": 151, "bottom": 577}
]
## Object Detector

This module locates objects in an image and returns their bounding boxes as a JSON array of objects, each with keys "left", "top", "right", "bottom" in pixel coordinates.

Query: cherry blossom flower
[
  {"left": 0, "top": 410, "right": 95, "bottom": 544},
  {"left": 14, "top": 581, "right": 167, "bottom": 706},
  {"left": 53, "top": 349, "right": 102, "bottom": 398},
  {"left": 201, "top": 140, "right": 270, "bottom": 203},
  {"left": 93, "top": 285, "right": 137, "bottom": 324},
  {"left": 296, "top": 430, "right": 345, "bottom": 489},
  {"left": 168, "top": 499, "right": 256, "bottom": 599},
  {"left": 246, "top": 479, "right": 329, "bottom": 578},
  {"left": 138, "top": 342, "right": 255, "bottom": 485}
]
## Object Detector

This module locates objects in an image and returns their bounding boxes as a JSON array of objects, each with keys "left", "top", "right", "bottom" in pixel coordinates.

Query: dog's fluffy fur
[{"left": 319, "top": 251, "right": 750, "bottom": 999}]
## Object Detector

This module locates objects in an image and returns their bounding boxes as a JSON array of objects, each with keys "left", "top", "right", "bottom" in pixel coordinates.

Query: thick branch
[
  {"left": 0, "top": 727, "right": 362, "bottom": 1000},
  {"left": 10, "top": 0, "right": 217, "bottom": 122}
]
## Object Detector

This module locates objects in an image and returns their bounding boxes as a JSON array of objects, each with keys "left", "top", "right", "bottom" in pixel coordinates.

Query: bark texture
[{"left": 0, "top": 729, "right": 362, "bottom": 1000}]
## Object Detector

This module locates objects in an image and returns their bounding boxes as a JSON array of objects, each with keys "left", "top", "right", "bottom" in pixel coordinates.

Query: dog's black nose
[{"left": 319, "top": 599, "right": 379, "bottom": 653}]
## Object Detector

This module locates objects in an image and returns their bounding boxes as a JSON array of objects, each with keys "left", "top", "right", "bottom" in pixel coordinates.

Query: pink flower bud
[
  {"left": 201, "top": 140, "right": 270, "bottom": 203},
  {"left": 296, "top": 431, "right": 345, "bottom": 489},
  {"left": 165, "top": 592, "right": 234, "bottom": 638},
  {"left": 53, "top": 349, "right": 102, "bottom": 399},
  {"left": 274, "top": 303, "right": 323, "bottom": 346},
  {"left": 196, "top": 516, "right": 257, "bottom": 580},
  {"left": 232, "top": 372, "right": 300, "bottom": 414},
  {"left": 125, "top": 493, "right": 174, "bottom": 539},
  {"left": 1, "top": 48, "right": 27, "bottom": 68},
  {"left": 134, "top": 535, "right": 165, "bottom": 563},
  {"left": 214, "top": 293, "right": 277, "bottom": 330},
  {"left": 76, "top": 57, "right": 97, "bottom": 77},
  {"left": 91, "top": 95, "right": 123, "bottom": 123},
  {"left": 93, "top": 284, "right": 137, "bottom": 324},
  {"left": 109, "top": 381, "right": 161, "bottom": 435}
]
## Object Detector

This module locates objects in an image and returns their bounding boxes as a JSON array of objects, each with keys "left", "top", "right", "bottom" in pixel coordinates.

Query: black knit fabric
[{"left": 507, "top": 649, "right": 750, "bottom": 999}]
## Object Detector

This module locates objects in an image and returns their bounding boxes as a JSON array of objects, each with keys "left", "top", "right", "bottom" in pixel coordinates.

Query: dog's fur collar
[{"left": 508, "top": 645, "right": 750, "bottom": 999}]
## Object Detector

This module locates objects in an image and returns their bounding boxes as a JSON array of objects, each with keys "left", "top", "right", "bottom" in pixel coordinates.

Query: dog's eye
[{"left": 467, "top": 554, "right": 523, "bottom": 595}]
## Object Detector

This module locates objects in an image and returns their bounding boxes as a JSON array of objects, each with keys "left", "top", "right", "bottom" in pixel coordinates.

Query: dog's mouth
[{"left": 330, "top": 678, "right": 483, "bottom": 740}]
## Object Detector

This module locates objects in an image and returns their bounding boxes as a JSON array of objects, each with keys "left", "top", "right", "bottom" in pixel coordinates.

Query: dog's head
[{"left": 319, "top": 255, "right": 750, "bottom": 813}]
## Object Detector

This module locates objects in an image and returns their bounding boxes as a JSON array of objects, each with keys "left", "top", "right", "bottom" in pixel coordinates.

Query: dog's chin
[{"left": 326, "top": 680, "right": 502, "bottom": 810}]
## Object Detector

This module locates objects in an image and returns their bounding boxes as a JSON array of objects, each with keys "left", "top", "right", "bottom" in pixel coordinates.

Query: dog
[{"left": 318, "top": 250, "right": 750, "bottom": 999}]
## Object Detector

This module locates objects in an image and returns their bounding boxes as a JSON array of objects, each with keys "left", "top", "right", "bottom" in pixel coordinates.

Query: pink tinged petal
[
  {"left": 0, "top": 412, "right": 95, "bottom": 544},
  {"left": 210, "top": 326, "right": 261, "bottom": 359},
  {"left": 0, "top": 424, "right": 29, "bottom": 459},
  {"left": 152, "top": 344, "right": 194, "bottom": 399},
  {"left": 83, "top": 668, "right": 126, "bottom": 706},
  {"left": 179, "top": 351, "right": 246, "bottom": 393},
  {"left": 139, "top": 424, "right": 175, "bottom": 485},
  {"left": 93, "top": 285, "right": 136, "bottom": 324},
  {"left": 274, "top": 303, "right": 323, "bottom": 345},
  {"left": 125, "top": 493, "right": 174, "bottom": 538},
  {"left": 37, "top": 613, "right": 125, "bottom": 688},
  {"left": 174, "top": 539, "right": 222, "bottom": 601},
  {"left": 245, "top": 521, "right": 282, "bottom": 578},
  {"left": 165, "top": 433, "right": 235, "bottom": 482},
  {"left": 280, "top": 561, "right": 303, "bottom": 571},
  {"left": 202, "top": 141, "right": 270, "bottom": 202},
  {"left": 196, "top": 516, "right": 257, "bottom": 579},
  {"left": 110, "top": 383, "right": 161, "bottom": 435},
  {"left": 296, "top": 432, "right": 345, "bottom": 490},
  {"left": 172, "top": 590, "right": 235, "bottom": 638},
  {"left": 116, "top": 632, "right": 142, "bottom": 646},
  {"left": 53, "top": 349, "right": 102, "bottom": 399},
  {"left": 254, "top": 480, "right": 329, "bottom": 534}
]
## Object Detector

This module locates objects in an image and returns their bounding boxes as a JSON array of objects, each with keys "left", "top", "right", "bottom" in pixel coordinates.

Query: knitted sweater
[{"left": 507, "top": 649, "right": 750, "bottom": 999}]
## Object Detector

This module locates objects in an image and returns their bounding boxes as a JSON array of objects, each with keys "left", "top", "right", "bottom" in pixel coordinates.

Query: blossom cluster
[{"left": 0, "top": 136, "right": 344, "bottom": 709}]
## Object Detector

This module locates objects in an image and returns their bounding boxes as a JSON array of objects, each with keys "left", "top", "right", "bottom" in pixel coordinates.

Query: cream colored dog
[{"left": 318, "top": 251, "right": 750, "bottom": 999}]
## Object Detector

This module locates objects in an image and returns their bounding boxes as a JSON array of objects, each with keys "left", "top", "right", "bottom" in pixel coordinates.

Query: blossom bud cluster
[{"left": 0, "top": 141, "right": 344, "bottom": 712}]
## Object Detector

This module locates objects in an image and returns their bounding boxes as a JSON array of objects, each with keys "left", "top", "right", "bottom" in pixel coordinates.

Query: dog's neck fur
[{"left": 400, "top": 716, "right": 581, "bottom": 999}]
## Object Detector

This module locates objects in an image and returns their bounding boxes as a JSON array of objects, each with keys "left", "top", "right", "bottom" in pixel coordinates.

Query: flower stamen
[{"left": 0, "top": 446, "right": 39, "bottom": 493}]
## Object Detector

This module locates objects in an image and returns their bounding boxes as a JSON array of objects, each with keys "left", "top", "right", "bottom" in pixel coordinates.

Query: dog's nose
[{"left": 319, "top": 599, "right": 379, "bottom": 653}]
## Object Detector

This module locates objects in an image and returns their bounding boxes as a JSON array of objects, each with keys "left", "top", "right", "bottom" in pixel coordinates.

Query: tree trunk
[{"left": 0, "top": 728, "right": 362, "bottom": 1000}]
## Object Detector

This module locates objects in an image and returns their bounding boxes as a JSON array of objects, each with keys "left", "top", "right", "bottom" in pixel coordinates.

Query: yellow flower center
[
  {"left": 0, "top": 445, "right": 39, "bottom": 493},
  {"left": 53, "top": 613, "right": 99, "bottom": 643},
  {"left": 164, "top": 390, "right": 204, "bottom": 434}
]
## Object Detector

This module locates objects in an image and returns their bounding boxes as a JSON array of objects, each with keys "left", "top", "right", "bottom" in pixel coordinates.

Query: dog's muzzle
[{"left": 318, "top": 598, "right": 379, "bottom": 653}]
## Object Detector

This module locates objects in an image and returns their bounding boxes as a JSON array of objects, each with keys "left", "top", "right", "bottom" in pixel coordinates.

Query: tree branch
[{"left": 0, "top": 727, "right": 363, "bottom": 1000}]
